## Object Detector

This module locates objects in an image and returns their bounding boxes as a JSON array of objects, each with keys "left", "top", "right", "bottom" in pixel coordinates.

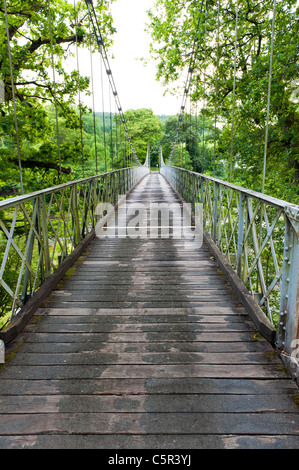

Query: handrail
[
  {"left": 0, "top": 166, "right": 149, "bottom": 326},
  {"left": 160, "top": 164, "right": 299, "bottom": 361},
  {"left": 0, "top": 168, "right": 138, "bottom": 210},
  {"left": 168, "top": 167, "right": 299, "bottom": 211},
  {"left": 160, "top": 149, "right": 299, "bottom": 212}
]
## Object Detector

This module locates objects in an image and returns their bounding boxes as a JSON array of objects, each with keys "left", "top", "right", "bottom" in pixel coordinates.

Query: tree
[
  {"left": 0, "top": 0, "right": 116, "bottom": 192},
  {"left": 162, "top": 113, "right": 218, "bottom": 174},
  {"left": 119, "top": 108, "right": 163, "bottom": 164}
]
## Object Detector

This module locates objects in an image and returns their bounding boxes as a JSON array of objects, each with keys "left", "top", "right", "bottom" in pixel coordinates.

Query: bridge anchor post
[{"left": 278, "top": 207, "right": 299, "bottom": 382}]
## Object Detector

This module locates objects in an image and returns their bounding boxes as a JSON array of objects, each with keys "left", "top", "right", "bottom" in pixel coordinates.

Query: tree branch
[
  {"left": 27, "top": 34, "right": 84, "bottom": 55},
  {"left": 9, "top": 158, "right": 72, "bottom": 174}
]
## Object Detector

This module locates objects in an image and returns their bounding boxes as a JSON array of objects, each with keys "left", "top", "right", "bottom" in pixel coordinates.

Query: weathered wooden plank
[
  {"left": 21, "top": 331, "right": 257, "bottom": 343},
  {"left": 80, "top": 240, "right": 209, "bottom": 247},
  {"left": 0, "top": 364, "right": 286, "bottom": 380},
  {"left": 31, "top": 314, "right": 250, "bottom": 324},
  {"left": 79, "top": 260, "right": 219, "bottom": 266},
  {"left": 8, "top": 352, "right": 280, "bottom": 366},
  {"left": 82, "top": 255, "right": 215, "bottom": 260},
  {"left": 42, "top": 301, "right": 241, "bottom": 309},
  {"left": 56, "top": 284, "right": 230, "bottom": 291},
  {"left": 18, "top": 340, "right": 270, "bottom": 354},
  {"left": 58, "top": 281, "right": 230, "bottom": 289},
  {"left": 37, "top": 307, "right": 248, "bottom": 316},
  {"left": 49, "top": 291, "right": 235, "bottom": 300},
  {"left": 1, "top": 378, "right": 297, "bottom": 396},
  {"left": 23, "top": 322, "right": 254, "bottom": 333},
  {"left": 1, "top": 434, "right": 298, "bottom": 449},
  {"left": 65, "top": 272, "right": 229, "bottom": 278},
  {"left": 70, "top": 266, "right": 222, "bottom": 272},
  {"left": 63, "top": 276, "right": 229, "bottom": 283},
  {"left": 0, "top": 412, "right": 298, "bottom": 436}
]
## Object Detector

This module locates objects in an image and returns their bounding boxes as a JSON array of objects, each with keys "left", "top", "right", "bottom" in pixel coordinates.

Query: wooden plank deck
[{"left": 0, "top": 172, "right": 298, "bottom": 449}]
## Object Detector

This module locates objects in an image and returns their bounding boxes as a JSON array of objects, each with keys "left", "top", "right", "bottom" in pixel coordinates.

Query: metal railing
[
  {"left": 160, "top": 164, "right": 299, "bottom": 355},
  {"left": 0, "top": 166, "right": 149, "bottom": 325}
]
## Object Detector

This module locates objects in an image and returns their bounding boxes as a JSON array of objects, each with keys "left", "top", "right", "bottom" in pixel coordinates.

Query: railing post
[
  {"left": 200, "top": 176, "right": 204, "bottom": 205},
  {"left": 91, "top": 179, "right": 97, "bottom": 228},
  {"left": 236, "top": 192, "right": 245, "bottom": 278},
  {"left": 212, "top": 182, "right": 219, "bottom": 243},
  {"left": 82, "top": 181, "right": 92, "bottom": 238},
  {"left": 278, "top": 208, "right": 299, "bottom": 359},
  {"left": 21, "top": 199, "right": 37, "bottom": 302},
  {"left": 121, "top": 169, "right": 124, "bottom": 195},
  {"left": 71, "top": 184, "right": 81, "bottom": 248},
  {"left": 202, "top": 179, "right": 207, "bottom": 230},
  {"left": 191, "top": 172, "right": 196, "bottom": 214},
  {"left": 116, "top": 171, "right": 121, "bottom": 202}
]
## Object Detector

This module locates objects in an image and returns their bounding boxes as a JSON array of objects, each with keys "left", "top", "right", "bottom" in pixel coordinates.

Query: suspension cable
[
  {"left": 195, "top": 102, "right": 198, "bottom": 172},
  {"left": 213, "top": 0, "right": 221, "bottom": 178},
  {"left": 167, "top": 0, "right": 205, "bottom": 165},
  {"left": 201, "top": 0, "right": 207, "bottom": 174},
  {"left": 73, "top": 0, "right": 85, "bottom": 178},
  {"left": 89, "top": 23, "right": 98, "bottom": 174},
  {"left": 229, "top": 0, "right": 238, "bottom": 183},
  {"left": 262, "top": 0, "right": 277, "bottom": 193},
  {"left": 100, "top": 55, "right": 107, "bottom": 172},
  {"left": 114, "top": 100, "right": 118, "bottom": 168},
  {"left": 3, "top": 0, "right": 24, "bottom": 194},
  {"left": 189, "top": 97, "right": 192, "bottom": 170},
  {"left": 109, "top": 87, "right": 113, "bottom": 169},
  {"left": 84, "top": 0, "right": 141, "bottom": 166}
]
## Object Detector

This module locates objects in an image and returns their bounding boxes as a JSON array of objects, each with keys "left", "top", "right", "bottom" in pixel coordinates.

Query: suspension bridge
[{"left": 0, "top": 0, "right": 298, "bottom": 450}]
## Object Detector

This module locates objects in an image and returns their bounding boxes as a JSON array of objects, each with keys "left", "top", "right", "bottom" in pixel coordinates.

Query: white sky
[
  {"left": 74, "top": 0, "right": 182, "bottom": 116},
  {"left": 108, "top": 0, "right": 181, "bottom": 115}
]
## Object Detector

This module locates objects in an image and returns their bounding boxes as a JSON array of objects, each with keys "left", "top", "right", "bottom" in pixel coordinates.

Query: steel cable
[
  {"left": 167, "top": 0, "right": 205, "bottom": 165},
  {"left": 3, "top": 0, "right": 24, "bottom": 194},
  {"left": 262, "top": 0, "right": 277, "bottom": 193},
  {"left": 84, "top": 0, "right": 141, "bottom": 166},
  {"left": 47, "top": 0, "right": 63, "bottom": 184},
  {"left": 229, "top": 0, "right": 238, "bottom": 183},
  {"left": 73, "top": 0, "right": 85, "bottom": 178}
]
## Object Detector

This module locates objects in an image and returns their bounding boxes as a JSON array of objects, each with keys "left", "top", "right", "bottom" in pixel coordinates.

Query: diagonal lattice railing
[
  {"left": 0, "top": 166, "right": 149, "bottom": 327},
  {"left": 160, "top": 164, "right": 299, "bottom": 358}
]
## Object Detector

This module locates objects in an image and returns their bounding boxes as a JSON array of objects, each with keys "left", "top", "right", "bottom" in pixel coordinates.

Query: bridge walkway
[{"left": 0, "top": 173, "right": 298, "bottom": 449}]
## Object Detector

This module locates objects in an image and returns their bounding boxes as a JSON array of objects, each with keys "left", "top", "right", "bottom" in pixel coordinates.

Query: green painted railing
[
  {"left": 160, "top": 163, "right": 299, "bottom": 363},
  {"left": 0, "top": 166, "right": 149, "bottom": 326}
]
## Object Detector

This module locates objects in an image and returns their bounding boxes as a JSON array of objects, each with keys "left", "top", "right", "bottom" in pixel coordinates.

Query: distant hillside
[{"left": 94, "top": 112, "right": 173, "bottom": 129}]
